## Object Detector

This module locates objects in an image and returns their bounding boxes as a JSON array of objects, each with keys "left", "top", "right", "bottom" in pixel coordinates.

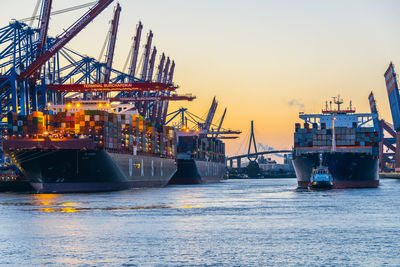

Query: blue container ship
[{"left": 292, "top": 96, "right": 380, "bottom": 189}]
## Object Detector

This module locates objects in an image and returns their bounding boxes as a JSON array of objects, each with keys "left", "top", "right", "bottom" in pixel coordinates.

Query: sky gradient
[{"left": 1, "top": 0, "right": 400, "bottom": 157}]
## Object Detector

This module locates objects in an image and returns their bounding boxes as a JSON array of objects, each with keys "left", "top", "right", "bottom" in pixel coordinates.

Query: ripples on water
[{"left": 0, "top": 179, "right": 399, "bottom": 266}]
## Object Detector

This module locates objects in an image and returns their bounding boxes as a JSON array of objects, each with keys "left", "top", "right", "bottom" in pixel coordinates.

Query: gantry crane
[
  {"left": 0, "top": 0, "right": 193, "bottom": 122},
  {"left": 23, "top": 0, "right": 52, "bottom": 114},
  {"left": 17, "top": 0, "right": 114, "bottom": 115},
  {"left": 383, "top": 62, "right": 400, "bottom": 171},
  {"left": 369, "top": 92, "right": 395, "bottom": 171},
  {"left": 19, "top": 0, "right": 114, "bottom": 81},
  {"left": 128, "top": 21, "right": 143, "bottom": 82},
  {"left": 165, "top": 97, "right": 240, "bottom": 139}
]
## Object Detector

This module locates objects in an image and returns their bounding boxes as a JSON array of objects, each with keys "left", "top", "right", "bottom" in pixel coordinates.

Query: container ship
[
  {"left": 292, "top": 96, "right": 380, "bottom": 189},
  {"left": 2, "top": 100, "right": 177, "bottom": 193},
  {"left": 168, "top": 128, "right": 226, "bottom": 184}
]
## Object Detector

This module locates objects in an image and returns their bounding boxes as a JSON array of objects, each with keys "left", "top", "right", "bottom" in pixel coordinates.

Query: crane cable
[
  {"left": 20, "top": 1, "right": 97, "bottom": 23},
  {"left": 122, "top": 45, "right": 133, "bottom": 74},
  {"left": 29, "top": 0, "right": 41, "bottom": 27},
  {"left": 235, "top": 126, "right": 250, "bottom": 157},
  {"left": 98, "top": 30, "right": 111, "bottom": 63}
]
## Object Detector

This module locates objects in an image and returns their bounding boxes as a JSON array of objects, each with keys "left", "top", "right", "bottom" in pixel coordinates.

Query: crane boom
[
  {"left": 161, "top": 57, "right": 170, "bottom": 83},
  {"left": 36, "top": 0, "right": 52, "bottom": 57},
  {"left": 156, "top": 57, "right": 171, "bottom": 124},
  {"left": 31, "top": 0, "right": 52, "bottom": 83},
  {"left": 150, "top": 54, "right": 165, "bottom": 122},
  {"left": 147, "top": 47, "right": 157, "bottom": 81},
  {"left": 103, "top": 3, "right": 121, "bottom": 83},
  {"left": 215, "top": 107, "right": 227, "bottom": 137},
  {"left": 161, "top": 60, "right": 175, "bottom": 125},
  {"left": 368, "top": 91, "right": 381, "bottom": 136},
  {"left": 137, "top": 31, "right": 153, "bottom": 115},
  {"left": 19, "top": 0, "right": 114, "bottom": 80},
  {"left": 156, "top": 53, "right": 165, "bottom": 83},
  {"left": 168, "top": 60, "right": 175, "bottom": 84},
  {"left": 128, "top": 21, "right": 142, "bottom": 82},
  {"left": 141, "top": 46, "right": 157, "bottom": 118},
  {"left": 140, "top": 31, "right": 153, "bottom": 80},
  {"left": 203, "top": 97, "right": 218, "bottom": 132},
  {"left": 150, "top": 53, "right": 165, "bottom": 122},
  {"left": 384, "top": 62, "right": 400, "bottom": 132}
]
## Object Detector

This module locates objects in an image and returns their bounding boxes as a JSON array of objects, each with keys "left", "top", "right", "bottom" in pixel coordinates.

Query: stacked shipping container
[
  {"left": 6, "top": 110, "right": 175, "bottom": 159},
  {"left": 177, "top": 135, "right": 225, "bottom": 163},
  {"left": 7, "top": 111, "right": 45, "bottom": 135},
  {"left": 294, "top": 123, "right": 379, "bottom": 150}
]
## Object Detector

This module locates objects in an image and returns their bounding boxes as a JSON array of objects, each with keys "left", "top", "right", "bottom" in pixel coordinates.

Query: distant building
[{"left": 257, "top": 154, "right": 294, "bottom": 172}]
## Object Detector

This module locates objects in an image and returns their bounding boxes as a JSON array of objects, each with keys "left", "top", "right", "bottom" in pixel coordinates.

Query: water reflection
[
  {"left": 29, "top": 194, "right": 80, "bottom": 212},
  {"left": 0, "top": 179, "right": 398, "bottom": 266},
  {"left": 32, "top": 205, "right": 173, "bottom": 213}
]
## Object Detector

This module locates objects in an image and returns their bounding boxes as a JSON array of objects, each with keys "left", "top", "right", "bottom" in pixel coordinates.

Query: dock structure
[{"left": 0, "top": 0, "right": 193, "bottom": 124}]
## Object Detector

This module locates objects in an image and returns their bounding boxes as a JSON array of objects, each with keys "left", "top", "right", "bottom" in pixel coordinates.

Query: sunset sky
[{"left": 2, "top": 0, "right": 400, "bottom": 157}]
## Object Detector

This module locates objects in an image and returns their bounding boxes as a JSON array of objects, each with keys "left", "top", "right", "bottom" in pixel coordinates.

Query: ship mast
[
  {"left": 332, "top": 116, "right": 336, "bottom": 152},
  {"left": 330, "top": 95, "right": 343, "bottom": 152},
  {"left": 333, "top": 95, "right": 343, "bottom": 111}
]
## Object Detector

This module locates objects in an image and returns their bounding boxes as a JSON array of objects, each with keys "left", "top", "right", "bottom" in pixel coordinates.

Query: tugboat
[{"left": 308, "top": 155, "right": 333, "bottom": 190}]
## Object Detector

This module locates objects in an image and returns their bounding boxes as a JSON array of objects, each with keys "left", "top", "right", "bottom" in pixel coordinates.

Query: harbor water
[{"left": 0, "top": 178, "right": 399, "bottom": 266}]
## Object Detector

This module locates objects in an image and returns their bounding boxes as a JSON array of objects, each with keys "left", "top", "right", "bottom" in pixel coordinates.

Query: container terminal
[
  {"left": 0, "top": 0, "right": 242, "bottom": 193},
  {"left": 1, "top": 1, "right": 398, "bottom": 193},
  {"left": 0, "top": 0, "right": 236, "bottom": 193}
]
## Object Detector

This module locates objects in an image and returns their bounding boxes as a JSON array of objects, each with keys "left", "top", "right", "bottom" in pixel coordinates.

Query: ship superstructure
[
  {"left": 167, "top": 99, "right": 240, "bottom": 184},
  {"left": 293, "top": 96, "right": 380, "bottom": 189},
  {"left": 169, "top": 127, "right": 227, "bottom": 184}
]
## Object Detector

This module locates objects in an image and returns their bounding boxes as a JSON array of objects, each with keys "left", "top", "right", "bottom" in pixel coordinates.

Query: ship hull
[
  {"left": 169, "top": 159, "right": 225, "bottom": 184},
  {"left": 293, "top": 152, "right": 379, "bottom": 189},
  {"left": 0, "top": 180, "right": 34, "bottom": 192},
  {"left": 6, "top": 149, "right": 176, "bottom": 193}
]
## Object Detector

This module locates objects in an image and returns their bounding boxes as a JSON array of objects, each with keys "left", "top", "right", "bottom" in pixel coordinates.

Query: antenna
[
  {"left": 332, "top": 116, "right": 336, "bottom": 152},
  {"left": 333, "top": 94, "right": 343, "bottom": 111}
]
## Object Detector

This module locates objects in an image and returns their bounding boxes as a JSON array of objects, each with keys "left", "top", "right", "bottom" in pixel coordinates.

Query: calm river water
[{"left": 0, "top": 178, "right": 399, "bottom": 266}]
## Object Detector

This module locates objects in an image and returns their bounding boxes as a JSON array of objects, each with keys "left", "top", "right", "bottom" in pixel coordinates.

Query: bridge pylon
[{"left": 247, "top": 120, "right": 258, "bottom": 161}]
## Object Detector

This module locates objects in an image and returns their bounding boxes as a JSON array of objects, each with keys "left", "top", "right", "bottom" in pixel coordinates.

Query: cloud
[{"left": 288, "top": 99, "right": 304, "bottom": 110}]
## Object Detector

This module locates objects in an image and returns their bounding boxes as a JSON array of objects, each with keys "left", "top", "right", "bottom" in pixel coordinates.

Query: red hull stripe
[
  {"left": 297, "top": 180, "right": 379, "bottom": 189},
  {"left": 296, "top": 146, "right": 372, "bottom": 150}
]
